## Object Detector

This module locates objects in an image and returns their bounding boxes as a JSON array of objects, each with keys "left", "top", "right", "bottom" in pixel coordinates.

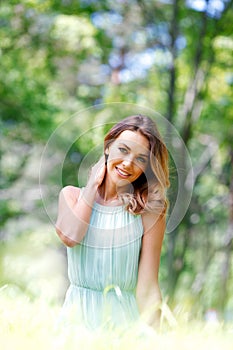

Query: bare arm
[
  {"left": 55, "top": 156, "right": 106, "bottom": 247},
  {"left": 136, "top": 212, "right": 166, "bottom": 329}
]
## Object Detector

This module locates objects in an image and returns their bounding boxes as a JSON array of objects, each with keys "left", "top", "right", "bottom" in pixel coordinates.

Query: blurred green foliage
[{"left": 0, "top": 0, "right": 233, "bottom": 325}]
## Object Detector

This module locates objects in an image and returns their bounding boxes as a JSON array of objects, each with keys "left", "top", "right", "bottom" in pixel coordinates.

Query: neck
[
  {"left": 97, "top": 184, "right": 118, "bottom": 203},
  {"left": 97, "top": 174, "right": 130, "bottom": 205}
]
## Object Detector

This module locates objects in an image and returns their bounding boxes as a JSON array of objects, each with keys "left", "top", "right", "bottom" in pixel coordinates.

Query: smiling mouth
[{"left": 115, "top": 167, "right": 131, "bottom": 178}]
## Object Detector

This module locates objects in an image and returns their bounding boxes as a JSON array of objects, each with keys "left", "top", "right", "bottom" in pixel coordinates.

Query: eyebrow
[{"left": 118, "top": 142, "right": 149, "bottom": 158}]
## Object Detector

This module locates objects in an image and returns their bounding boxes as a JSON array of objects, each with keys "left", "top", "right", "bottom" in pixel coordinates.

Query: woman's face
[{"left": 105, "top": 130, "right": 150, "bottom": 187}]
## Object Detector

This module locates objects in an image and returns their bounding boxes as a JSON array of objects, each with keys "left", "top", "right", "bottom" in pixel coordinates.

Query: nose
[{"left": 122, "top": 155, "right": 134, "bottom": 168}]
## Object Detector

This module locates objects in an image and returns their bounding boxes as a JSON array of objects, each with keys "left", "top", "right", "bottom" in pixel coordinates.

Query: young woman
[{"left": 55, "top": 114, "right": 170, "bottom": 332}]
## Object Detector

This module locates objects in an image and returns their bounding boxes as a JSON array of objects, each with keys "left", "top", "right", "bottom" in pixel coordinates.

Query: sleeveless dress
[{"left": 60, "top": 201, "right": 144, "bottom": 331}]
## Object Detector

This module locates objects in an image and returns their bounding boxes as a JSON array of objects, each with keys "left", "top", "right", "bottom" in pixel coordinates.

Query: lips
[{"left": 115, "top": 167, "right": 131, "bottom": 178}]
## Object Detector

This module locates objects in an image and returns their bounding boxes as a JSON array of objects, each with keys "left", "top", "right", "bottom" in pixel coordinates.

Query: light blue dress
[{"left": 61, "top": 201, "right": 144, "bottom": 331}]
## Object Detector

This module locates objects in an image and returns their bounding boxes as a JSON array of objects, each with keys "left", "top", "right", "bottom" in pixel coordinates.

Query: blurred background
[{"left": 0, "top": 0, "right": 233, "bottom": 326}]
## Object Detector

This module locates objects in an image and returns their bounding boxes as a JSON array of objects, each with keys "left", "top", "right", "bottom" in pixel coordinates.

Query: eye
[
  {"left": 118, "top": 147, "right": 128, "bottom": 154},
  {"left": 137, "top": 156, "right": 147, "bottom": 163}
]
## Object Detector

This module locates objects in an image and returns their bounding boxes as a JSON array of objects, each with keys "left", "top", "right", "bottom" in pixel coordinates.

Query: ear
[
  {"left": 104, "top": 152, "right": 109, "bottom": 165},
  {"left": 104, "top": 146, "right": 109, "bottom": 162}
]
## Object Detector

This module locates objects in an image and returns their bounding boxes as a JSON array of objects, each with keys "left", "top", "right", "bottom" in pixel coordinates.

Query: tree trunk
[
  {"left": 167, "top": 0, "right": 179, "bottom": 124},
  {"left": 218, "top": 149, "right": 233, "bottom": 314}
]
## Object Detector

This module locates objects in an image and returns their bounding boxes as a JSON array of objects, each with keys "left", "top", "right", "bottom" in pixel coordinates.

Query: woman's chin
[{"left": 116, "top": 181, "right": 134, "bottom": 193}]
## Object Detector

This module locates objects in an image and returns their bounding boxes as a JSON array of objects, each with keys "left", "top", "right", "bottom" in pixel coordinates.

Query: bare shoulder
[
  {"left": 61, "top": 185, "right": 80, "bottom": 195},
  {"left": 141, "top": 211, "right": 166, "bottom": 235},
  {"left": 59, "top": 185, "right": 81, "bottom": 202}
]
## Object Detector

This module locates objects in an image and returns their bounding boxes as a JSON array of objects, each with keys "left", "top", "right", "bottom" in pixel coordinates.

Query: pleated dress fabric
[{"left": 61, "top": 201, "right": 144, "bottom": 331}]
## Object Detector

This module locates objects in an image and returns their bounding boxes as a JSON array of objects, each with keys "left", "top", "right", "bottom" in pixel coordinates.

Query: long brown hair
[{"left": 104, "top": 115, "right": 170, "bottom": 215}]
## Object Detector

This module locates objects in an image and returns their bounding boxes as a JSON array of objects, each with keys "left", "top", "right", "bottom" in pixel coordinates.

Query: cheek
[
  {"left": 137, "top": 160, "right": 148, "bottom": 171},
  {"left": 132, "top": 164, "right": 145, "bottom": 178},
  {"left": 136, "top": 168, "right": 144, "bottom": 178},
  {"left": 134, "top": 163, "right": 148, "bottom": 179},
  {"left": 108, "top": 149, "right": 122, "bottom": 163}
]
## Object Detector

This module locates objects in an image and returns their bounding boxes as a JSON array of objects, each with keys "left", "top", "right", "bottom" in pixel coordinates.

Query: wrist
[
  {"left": 85, "top": 180, "right": 99, "bottom": 193},
  {"left": 79, "top": 183, "right": 98, "bottom": 207}
]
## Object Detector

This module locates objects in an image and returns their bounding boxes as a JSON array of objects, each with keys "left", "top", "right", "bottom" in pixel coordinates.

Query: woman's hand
[{"left": 87, "top": 155, "right": 107, "bottom": 189}]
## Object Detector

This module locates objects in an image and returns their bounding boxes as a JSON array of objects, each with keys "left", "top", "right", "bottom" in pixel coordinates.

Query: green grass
[{"left": 1, "top": 285, "right": 233, "bottom": 350}]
